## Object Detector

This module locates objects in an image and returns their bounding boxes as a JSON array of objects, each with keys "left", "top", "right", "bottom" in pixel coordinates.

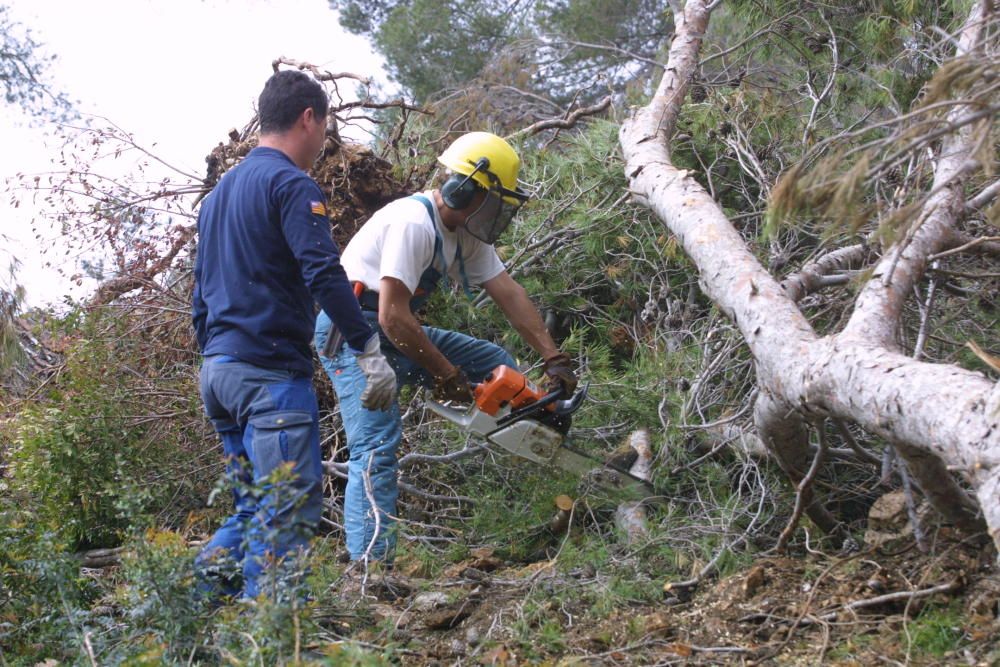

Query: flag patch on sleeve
[{"left": 310, "top": 201, "right": 327, "bottom": 216}]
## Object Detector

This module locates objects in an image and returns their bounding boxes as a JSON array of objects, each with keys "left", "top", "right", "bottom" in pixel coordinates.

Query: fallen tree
[{"left": 620, "top": 0, "right": 999, "bottom": 553}]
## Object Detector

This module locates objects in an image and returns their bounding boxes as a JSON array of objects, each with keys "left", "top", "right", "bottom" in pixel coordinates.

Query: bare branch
[
  {"left": 781, "top": 243, "right": 873, "bottom": 302},
  {"left": 90, "top": 224, "right": 196, "bottom": 306},
  {"left": 271, "top": 57, "right": 372, "bottom": 85},
  {"left": 505, "top": 96, "right": 612, "bottom": 140},
  {"left": 775, "top": 422, "right": 828, "bottom": 552},
  {"left": 333, "top": 98, "right": 431, "bottom": 115},
  {"left": 932, "top": 233, "right": 1000, "bottom": 260},
  {"left": 966, "top": 178, "right": 1000, "bottom": 211}
]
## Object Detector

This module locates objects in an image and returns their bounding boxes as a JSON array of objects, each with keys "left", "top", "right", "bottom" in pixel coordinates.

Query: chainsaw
[{"left": 426, "top": 365, "right": 655, "bottom": 497}]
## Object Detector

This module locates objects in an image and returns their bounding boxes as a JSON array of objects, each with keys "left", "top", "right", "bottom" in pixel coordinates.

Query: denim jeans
[
  {"left": 315, "top": 310, "right": 515, "bottom": 561},
  {"left": 196, "top": 355, "right": 322, "bottom": 599}
]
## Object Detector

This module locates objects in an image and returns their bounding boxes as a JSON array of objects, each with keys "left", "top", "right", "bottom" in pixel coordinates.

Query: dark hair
[{"left": 258, "top": 70, "right": 329, "bottom": 134}]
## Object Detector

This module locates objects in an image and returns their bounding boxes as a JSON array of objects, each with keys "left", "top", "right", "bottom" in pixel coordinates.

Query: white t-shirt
[{"left": 341, "top": 191, "right": 506, "bottom": 295}]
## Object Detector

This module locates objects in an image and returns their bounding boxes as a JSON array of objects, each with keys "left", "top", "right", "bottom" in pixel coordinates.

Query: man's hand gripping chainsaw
[{"left": 426, "top": 365, "right": 654, "bottom": 497}]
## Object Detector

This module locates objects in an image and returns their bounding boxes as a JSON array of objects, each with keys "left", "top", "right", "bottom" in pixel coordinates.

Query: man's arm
[
  {"left": 191, "top": 211, "right": 208, "bottom": 351},
  {"left": 482, "top": 270, "right": 577, "bottom": 397},
  {"left": 378, "top": 277, "right": 453, "bottom": 378},
  {"left": 481, "top": 270, "right": 560, "bottom": 360},
  {"left": 192, "top": 275, "right": 208, "bottom": 351}
]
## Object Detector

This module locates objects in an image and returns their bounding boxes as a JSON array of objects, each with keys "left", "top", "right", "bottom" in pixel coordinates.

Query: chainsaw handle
[
  {"left": 494, "top": 383, "right": 589, "bottom": 428},
  {"left": 494, "top": 389, "right": 560, "bottom": 428},
  {"left": 554, "top": 381, "right": 589, "bottom": 415}
]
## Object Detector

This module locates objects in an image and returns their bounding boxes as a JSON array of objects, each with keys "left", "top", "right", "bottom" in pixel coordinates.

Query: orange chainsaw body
[{"left": 473, "top": 365, "right": 552, "bottom": 417}]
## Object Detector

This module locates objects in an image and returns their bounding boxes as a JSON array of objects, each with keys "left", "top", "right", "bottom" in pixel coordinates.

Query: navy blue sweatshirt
[{"left": 192, "top": 146, "right": 373, "bottom": 375}]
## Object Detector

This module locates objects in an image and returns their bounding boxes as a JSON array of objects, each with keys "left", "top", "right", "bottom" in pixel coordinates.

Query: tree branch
[
  {"left": 845, "top": 1, "right": 988, "bottom": 345},
  {"left": 933, "top": 232, "right": 1000, "bottom": 260},
  {"left": 506, "top": 96, "right": 612, "bottom": 140},
  {"left": 90, "top": 225, "right": 196, "bottom": 306},
  {"left": 781, "top": 243, "right": 873, "bottom": 303},
  {"left": 621, "top": 0, "right": 1000, "bottom": 555},
  {"left": 966, "top": 178, "right": 1000, "bottom": 211},
  {"left": 271, "top": 57, "right": 372, "bottom": 85}
]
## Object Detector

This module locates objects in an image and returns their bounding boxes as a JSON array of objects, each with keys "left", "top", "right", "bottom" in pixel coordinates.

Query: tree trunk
[{"left": 620, "top": 0, "right": 999, "bottom": 554}]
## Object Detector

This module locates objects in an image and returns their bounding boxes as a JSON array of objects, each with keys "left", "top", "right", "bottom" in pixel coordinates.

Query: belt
[
  {"left": 319, "top": 280, "right": 368, "bottom": 359},
  {"left": 357, "top": 287, "right": 380, "bottom": 312}
]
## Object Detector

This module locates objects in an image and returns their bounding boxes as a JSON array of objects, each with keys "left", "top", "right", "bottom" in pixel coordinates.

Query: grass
[{"left": 904, "top": 602, "right": 968, "bottom": 658}]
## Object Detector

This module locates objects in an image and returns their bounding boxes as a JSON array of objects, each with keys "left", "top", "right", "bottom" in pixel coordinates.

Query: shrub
[
  {"left": 6, "top": 305, "right": 214, "bottom": 550},
  {"left": 0, "top": 502, "right": 97, "bottom": 661}
]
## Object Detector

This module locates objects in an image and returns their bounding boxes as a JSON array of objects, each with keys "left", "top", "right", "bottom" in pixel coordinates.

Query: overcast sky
[{"left": 0, "top": 0, "right": 385, "bottom": 308}]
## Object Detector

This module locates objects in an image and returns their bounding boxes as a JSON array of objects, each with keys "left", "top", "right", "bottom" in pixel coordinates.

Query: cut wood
[{"left": 548, "top": 494, "right": 575, "bottom": 534}]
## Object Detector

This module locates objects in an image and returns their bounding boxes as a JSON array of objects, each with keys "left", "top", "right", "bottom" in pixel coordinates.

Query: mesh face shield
[
  {"left": 463, "top": 190, "right": 523, "bottom": 244},
  {"left": 462, "top": 171, "right": 528, "bottom": 244}
]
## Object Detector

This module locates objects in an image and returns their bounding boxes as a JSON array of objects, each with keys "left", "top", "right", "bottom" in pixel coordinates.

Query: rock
[
  {"left": 449, "top": 639, "right": 467, "bottom": 656},
  {"left": 411, "top": 591, "right": 450, "bottom": 612},
  {"left": 868, "top": 491, "right": 908, "bottom": 528},
  {"left": 614, "top": 501, "right": 649, "bottom": 544},
  {"left": 458, "top": 567, "right": 489, "bottom": 581},
  {"left": 965, "top": 574, "right": 1000, "bottom": 618},
  {"left": 371, "top": 603, "right": 411, "bottom": 629},
  {"left": 641, "top": 611, "right": 674, "bottom": 637},
  {"left": 865, "top": 572, "right": 889, "bottom": 594},
  {"left": 469, "top": 547, "right": 504, "bottom": 572},
  {"left": 864, "top": 490, "right": 921, "bottom": 549}
]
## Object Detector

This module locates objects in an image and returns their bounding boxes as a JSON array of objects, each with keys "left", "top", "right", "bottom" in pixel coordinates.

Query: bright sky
[{"left": 0, "top": 0, "right": 386, "bottom": 308}]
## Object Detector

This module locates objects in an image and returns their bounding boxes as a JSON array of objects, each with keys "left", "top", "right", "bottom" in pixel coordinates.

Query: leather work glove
[
  {"left": 356, "top": 334, "right": 397, "bottom": 411},
  {"left": 543, "top": 352, "right": 578, "bottom": 398},
  {"left": 433, "top": 365, "right": 474, "bottom": 403}
]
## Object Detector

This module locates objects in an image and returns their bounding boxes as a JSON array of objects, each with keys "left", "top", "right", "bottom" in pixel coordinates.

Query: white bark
[{"left": 621, "top": 0, "right": 999, "bottom": 552}]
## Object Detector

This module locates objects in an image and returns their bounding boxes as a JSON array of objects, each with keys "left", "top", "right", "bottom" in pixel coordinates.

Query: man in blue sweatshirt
[{"left": 192, "top": 70, "right": 396, "bottom": 599}]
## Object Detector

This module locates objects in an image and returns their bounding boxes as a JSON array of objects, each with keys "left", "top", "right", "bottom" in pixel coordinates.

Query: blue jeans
[
  {"left": 315, "top": 310, "right": 515, "bottom": 561},
  {"left": 196, "top": 356, "right": 323, "bottom": 599}
]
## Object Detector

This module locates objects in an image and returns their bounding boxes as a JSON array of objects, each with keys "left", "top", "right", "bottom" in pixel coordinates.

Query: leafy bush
[
  {"left": 5, "top": 305, "right": 214, "bottom": 550},
  {"left": 0, "top": 503, "right": 97, "bottom": 661},
  {"left": 12, "top": 403, "right": 140, "bottom": 549}
]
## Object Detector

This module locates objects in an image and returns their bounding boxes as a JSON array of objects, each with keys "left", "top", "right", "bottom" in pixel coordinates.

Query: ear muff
[{"left": 441, "top": 173, "right": 480, "bottom": 210}]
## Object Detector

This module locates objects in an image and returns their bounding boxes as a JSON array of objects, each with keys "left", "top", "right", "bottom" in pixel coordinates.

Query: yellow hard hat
[{"left": 437, "top": 132, "right": 529, "bottom": 205}]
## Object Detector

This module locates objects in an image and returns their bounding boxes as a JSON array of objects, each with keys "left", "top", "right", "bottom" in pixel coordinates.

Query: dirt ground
[{"left": 313, "top": 534, "right": 1000, "bottom": 666}]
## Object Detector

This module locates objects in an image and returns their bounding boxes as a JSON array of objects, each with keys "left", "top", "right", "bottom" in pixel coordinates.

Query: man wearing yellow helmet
[{"left": 314, "top": 131, "right": 576, "bottom": 564}]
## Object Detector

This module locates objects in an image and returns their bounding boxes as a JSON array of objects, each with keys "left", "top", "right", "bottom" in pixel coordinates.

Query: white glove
[{"left": 355, "top": 334, "right": 397, "bottom": 411}]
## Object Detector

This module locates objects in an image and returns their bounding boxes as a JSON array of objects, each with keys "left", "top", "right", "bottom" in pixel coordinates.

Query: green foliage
[
  {"left": 6, "top": 0, "right": 995, "bottom": 661},
  {"left": 463, "top": 463, "right": 580, "bottom": 562},
  {"left": 510, "top": 598, "right": 568, "bottom": 657},
  {"left": 5, "top": 306, "right": 212, "bottom": 550},
  {"left": 905, "top": 602, "right": 968, "bottom": 657},
  {"left": 330, "top": 0, "right": 669, "bottom": 104},
  {"left": 0, "top": 265, "right": 24, "bottom": 375},
  {"left": 375, "top": 0, "right": 512, "bottom": 101},
  {"left": 12, "top": 402, "right": 141, "bottom": 549},
  {"left": 0, "top": 4, "right": 75, "bottom": 123},
  {"left": 330, "top": 0, "right": 523, "bottom": 101},
  {"left": 110, "top": 530, "right": 209, "bottom": 663},
  {"left": 0, "top": 501, "right": 101, "bottom": 661}
]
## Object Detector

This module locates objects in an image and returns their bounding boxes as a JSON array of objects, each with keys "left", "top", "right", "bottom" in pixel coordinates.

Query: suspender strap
[{"left": 410, "top": 194, "right": 473, "bottom": 298}]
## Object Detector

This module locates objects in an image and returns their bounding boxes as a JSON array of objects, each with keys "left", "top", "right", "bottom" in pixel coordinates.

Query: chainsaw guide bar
[{"left": 426, "top": 365, "right": 656, "bottom": 499}]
